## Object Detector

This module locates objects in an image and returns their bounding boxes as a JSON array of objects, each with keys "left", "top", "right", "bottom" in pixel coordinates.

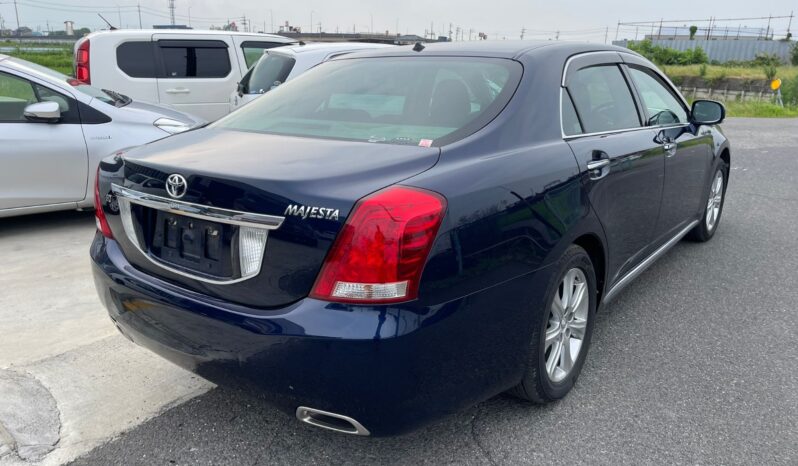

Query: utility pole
[
  {"left": 555, "top": 30, "right": 560, "bottom": 40},
  {"left": 787, "top": 11, "right": 793, "bottom": 38},
  {"left": 13, "top": 0, "right": 20, "bottom": 36},
  {"left": 137, "top": 3, "right": 142, "bottom": 28},
  {"left": 657, "top": 18, "right": 663, "bottom": 39},
  {"left": 168, "top": 0, "right": 175, "bottom": 26},
  {"left": 765, "top": 14, "right": 772, "bottom": 40},
  {"left": 615, "top": 21, "right": 620, "bottom": 41},
  {"left": 604, "top": 26, "right": 609, "bottom": 44},
  {"left": 520, "top": 26, "right": 525, "bottom": 40}
]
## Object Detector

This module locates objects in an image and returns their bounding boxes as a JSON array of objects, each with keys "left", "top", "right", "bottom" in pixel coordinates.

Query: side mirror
[
  {"left": 236, "top": 82, "right": 244, "bottom": 97},
  {"left": 23, "top": 101, "right": 61, "bottom": 123},
  {"left": 691, "top": 100, "right": 725, "bottom": 126}
]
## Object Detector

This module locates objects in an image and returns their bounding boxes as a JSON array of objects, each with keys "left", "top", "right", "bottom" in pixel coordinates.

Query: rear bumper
[{"left": 91, "top": 234, "right": 550, "bottom": 436}]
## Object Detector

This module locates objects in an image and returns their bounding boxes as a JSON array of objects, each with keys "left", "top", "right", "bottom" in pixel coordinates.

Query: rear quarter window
[{"left": 117, "top": 42, "right": 157, "bottom": 78}]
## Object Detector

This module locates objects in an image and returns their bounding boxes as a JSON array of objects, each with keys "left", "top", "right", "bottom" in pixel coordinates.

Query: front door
[
  {"left": 624, "top": 64, "right": 714, "bottom": 238},
  {"left": 0, "top": 71, "right": 88, "bottom": 210},
  {"left": 153, "top": 34, "right": 238, "bottom": 121},
  {"left": 562, "top": 60, "right": 665, "bottom": 285}
]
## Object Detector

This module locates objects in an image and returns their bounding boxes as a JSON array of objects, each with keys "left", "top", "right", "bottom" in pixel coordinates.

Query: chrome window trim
[{"left": 111, "top": 184, "right": 284, "bottom": 285}]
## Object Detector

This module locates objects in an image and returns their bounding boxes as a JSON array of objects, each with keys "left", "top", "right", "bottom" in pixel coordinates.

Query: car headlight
[{"left": 154, "top": 118, "right": 191, "bottom": 134}]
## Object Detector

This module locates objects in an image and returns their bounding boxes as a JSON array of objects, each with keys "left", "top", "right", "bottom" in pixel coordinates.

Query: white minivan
[{"left": 74, "top": 29, "right": 294, "bottom": 121}]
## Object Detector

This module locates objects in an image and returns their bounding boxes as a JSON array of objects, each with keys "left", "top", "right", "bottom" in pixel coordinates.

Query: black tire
[
  {"left": 509, "top": 244, "right": 597, "bottom": 403},
  {"left": 686, "top": 160, "right": 729, "bottom": 242}
]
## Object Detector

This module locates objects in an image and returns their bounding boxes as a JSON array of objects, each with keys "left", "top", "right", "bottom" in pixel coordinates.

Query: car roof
[
  {"left": 284, "top": 42, "right": 392, "bottom": 54},
  {"left": 84, "top": 29, "right": 293, "bottom": 42},
  {"left": 337, "top": 40, "right": 637, "bottom": 60}
]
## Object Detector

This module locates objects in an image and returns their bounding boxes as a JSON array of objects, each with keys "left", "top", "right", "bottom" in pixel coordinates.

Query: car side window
[
  {"left": 157, "top": 40, "right": 231, "bottom": 78},
  {"left": 567, "top": 65, "right": 640, "bottom": 134},
  {"left": 628, "top": 67, "right": 688, "bottom": 126},
  {"left": 0, "top": 72, "right": 36, "bottom": 121}
]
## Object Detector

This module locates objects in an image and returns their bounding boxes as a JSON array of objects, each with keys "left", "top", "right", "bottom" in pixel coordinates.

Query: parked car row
[
  {"left": 88, "top": 40, "right": 731, "bottom": 436},
  {"left": 0, "top": 29, "right": 392, "bottom": 218}
]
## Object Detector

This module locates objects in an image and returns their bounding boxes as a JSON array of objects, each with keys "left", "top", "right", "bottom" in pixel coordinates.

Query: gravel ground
[{"left": 71, "top": 118, "right": 798, "bottom": 465}]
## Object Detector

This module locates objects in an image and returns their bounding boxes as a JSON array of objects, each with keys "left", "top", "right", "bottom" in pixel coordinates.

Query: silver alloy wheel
[
  {"left": 705, "top": 170, "right": 724, "bottom": 231},
  {"left": 545, "top": 268, "right": 589, "bottom": 383}
]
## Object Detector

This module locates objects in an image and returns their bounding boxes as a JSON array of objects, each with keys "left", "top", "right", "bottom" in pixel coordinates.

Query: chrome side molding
[
  {"left": 603, "top": 220, "right": 699, "bottom": 304},
  {"left": 296, "top": 406, "right": 371, "bottom": 436},
  {"left": 111, "top": 184, "right": 285, "bottom": 285}
]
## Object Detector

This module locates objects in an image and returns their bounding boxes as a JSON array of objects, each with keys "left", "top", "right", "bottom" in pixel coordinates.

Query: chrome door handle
[
  {"left": 663, "top": 142, "right": 677, "bottom": 157},
  {"left": 586, "top": 159, "right": 610, "bottom": 170},
  {"left": 586, "top": 159, "right": 610, "bottom": 180},
  {"left": 165, "top": 88, "right": 191, "bottom": 94}
]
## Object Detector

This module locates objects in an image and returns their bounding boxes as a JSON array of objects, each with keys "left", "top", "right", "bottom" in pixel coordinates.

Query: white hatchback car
[
  {"left": 0, "top": 54, "right": 204, "bottom": 218},
  {"left": 229, "top": 42, "right": 393, "bottom": 112}
]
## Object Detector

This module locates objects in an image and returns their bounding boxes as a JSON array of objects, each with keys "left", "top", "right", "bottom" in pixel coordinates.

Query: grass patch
[
  {"left": 722, "top": 101, "right": 798, "bottom": 118},
  {"left": 2, "top": 43, "right": 74, "bottom": 76},
  {"left": 663, "top": 64, "right": 798, "bottom": 81}
]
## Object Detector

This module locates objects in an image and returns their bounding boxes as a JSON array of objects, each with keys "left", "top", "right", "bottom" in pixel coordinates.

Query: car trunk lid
[{"left": 105, "top": 128, "right": 440, "bottom": 308}]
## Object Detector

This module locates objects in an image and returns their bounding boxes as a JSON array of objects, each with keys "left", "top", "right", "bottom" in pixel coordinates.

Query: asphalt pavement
[{"left": 16, "top": 118, "right": 798, "bottom": 465}]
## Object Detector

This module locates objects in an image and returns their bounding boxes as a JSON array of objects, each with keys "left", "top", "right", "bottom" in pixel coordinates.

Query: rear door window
[
  {"left": 117, "top": 42, "right": 157, "bottom": 78},
  {"left": 242, "top": 53, "right": 296, "bottom": 94},
  {"left": 156, "top": 40, "right": 231, "bottom": 78},
  {"left": 567, "top": 65, "right": 640, "bottom": 133}
]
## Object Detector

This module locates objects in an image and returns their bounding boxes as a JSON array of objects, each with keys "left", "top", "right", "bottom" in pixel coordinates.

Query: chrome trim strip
[
  {"left": 111, "top": 184, "right": 284, "bottom": 230},
  {"left": 111, "top": 184, "right": 285, "bottom": 285},
  {"left": 603, "top": 220, "right": 699, "bottom": 304},
  {"left": 296, "top": 407, "right": 371, "bottom": 436}
]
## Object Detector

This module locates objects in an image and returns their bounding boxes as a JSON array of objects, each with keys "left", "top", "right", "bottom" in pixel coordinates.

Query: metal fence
[{"left": 613, "top": 39, "right": 795, "bottom": 63}]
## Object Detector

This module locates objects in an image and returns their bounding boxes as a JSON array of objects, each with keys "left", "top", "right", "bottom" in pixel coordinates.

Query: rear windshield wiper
[{"left": 102, "top": 88, "right": 132, "bottom": 107}]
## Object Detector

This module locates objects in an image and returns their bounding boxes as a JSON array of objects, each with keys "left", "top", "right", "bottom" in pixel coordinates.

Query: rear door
[
  {"left": 0, "top": 70, "right": 88, "bottom": 210},
  {"left": 152, "top": 34, "right": 237, "bottom": 121},
  {"left": 623, "top": 61, "right": 713, "bottom": 238},
  {"left": 562, "top": 54, "right": 665, "bottom": 285}
]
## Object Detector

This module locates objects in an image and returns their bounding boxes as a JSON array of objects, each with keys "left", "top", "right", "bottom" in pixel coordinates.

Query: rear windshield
[
  {"left": 241, "top": 52, "right": 296, "bottom": 94},
  {"left": 214, "top": 57, "right": 522, "bottom": 146}
]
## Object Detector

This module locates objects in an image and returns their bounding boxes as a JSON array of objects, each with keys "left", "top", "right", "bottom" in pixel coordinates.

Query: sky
[{"left": 1, "top": 0, "right": 795, "bottom": 42}]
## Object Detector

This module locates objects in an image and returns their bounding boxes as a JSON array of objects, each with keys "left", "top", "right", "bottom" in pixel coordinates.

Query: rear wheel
[
  {"left": 510, "top": 245, "right": 597, "bottom": 403},
  {"left": 687, "top": 161, "right": 728, "bottom": 242}
]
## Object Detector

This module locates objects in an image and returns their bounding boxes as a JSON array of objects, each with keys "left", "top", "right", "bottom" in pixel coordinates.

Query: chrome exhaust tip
[{"left": 295, "top": 406, "right": 370, "bottom": 436}]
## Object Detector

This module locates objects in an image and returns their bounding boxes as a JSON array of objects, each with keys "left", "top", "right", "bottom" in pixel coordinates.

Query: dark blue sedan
[{"left": 91, "top": 41, "right": 730, "bottom": 436}]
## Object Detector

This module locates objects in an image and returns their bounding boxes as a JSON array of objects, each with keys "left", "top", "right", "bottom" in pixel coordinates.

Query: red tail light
[
  {"left": 75, "top": 39, "right": 90, "bottom": 84},
  {"left": 310, "top": 186, "right": 446, "bottom": 304},
  {"left": 94, "top": 168, "right": 113, "bottom": 238}
]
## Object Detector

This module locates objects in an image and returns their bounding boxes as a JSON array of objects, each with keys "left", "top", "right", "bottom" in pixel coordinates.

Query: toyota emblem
[{"left": 165, "top": 174, "right": 188, "bottom": 199}]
